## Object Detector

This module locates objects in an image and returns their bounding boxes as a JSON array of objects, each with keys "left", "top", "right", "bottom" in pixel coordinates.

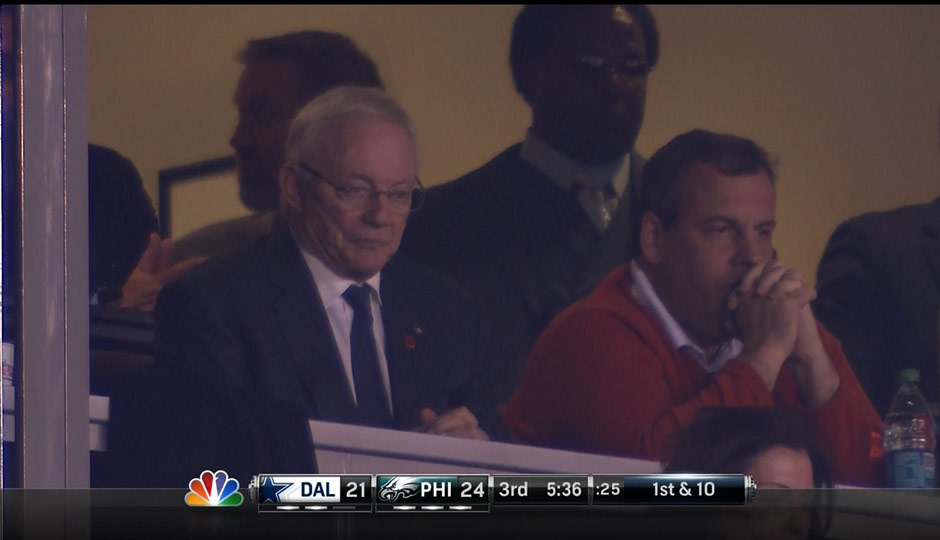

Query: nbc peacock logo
[{"left": 185, "top": 470, "right": 244, "bottom": 507}]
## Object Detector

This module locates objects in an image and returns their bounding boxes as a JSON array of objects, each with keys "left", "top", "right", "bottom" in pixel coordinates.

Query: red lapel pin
[{"left": 404, "top": 324, "right": 423, "bottom": 350}]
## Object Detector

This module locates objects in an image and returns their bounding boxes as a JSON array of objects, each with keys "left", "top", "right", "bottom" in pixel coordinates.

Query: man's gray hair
[{"left": 285, "top": 85, "right": 418, "bottom": 167}]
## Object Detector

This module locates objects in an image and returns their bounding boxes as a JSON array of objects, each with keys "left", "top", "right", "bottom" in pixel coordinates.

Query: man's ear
[
  {"left": 278, "top": 165, "right": 303, "bottom": 213},
  {"left": 639, "top": 212, "right": 665, "bottom": 265}
]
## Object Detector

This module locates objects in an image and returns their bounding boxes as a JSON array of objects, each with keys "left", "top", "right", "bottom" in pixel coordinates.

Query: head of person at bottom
[
  {"left": 664, "top": 407, "right": 831, "bottom": 488},
  {"left": 278, "top": 85, "right": 422, "bottom": 281},
  {"left": 664, "top": 407, "right": 832, "bottom": 540}
]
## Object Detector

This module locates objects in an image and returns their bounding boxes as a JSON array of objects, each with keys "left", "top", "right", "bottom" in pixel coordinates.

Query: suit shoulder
[
  {"left": 839, "top": 201, "right": 935, "bottom": 232},
  {"left": 173, "top": 235, "right": 269, "bottom": 292},
  {"left": 386, "top": 256, "right": 477, "bottom": 306},
  {"left": 427, "top": 144, "right": 525, "bottom": 200},
  {"left": 174, "top": 212, "right": 275, "bottom": 261},
  {"left": 402, "top": 145, "right": 525, "bottom": 255},
  {"left": 826, "top": 201, "right": 936, "bottom": 253},
  {"left": 155, "top": 241, "right": 275, "bottom": 339}
]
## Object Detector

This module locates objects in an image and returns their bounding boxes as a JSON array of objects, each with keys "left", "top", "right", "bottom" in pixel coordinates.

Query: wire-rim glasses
[{"left": 297, "top": 162, "right": 425, "bottom": 213}]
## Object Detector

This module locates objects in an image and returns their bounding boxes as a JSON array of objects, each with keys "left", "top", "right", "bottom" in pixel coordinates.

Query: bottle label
[{"left": 886, "top": 450, "right": 935, "bottom": 488}]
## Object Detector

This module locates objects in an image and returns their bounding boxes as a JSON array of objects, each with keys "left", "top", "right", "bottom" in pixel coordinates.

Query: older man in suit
[
  {"left": 146, "top": 87, "right": 495, "bottom": 485},
  {"left": 399, "top": 5, "right": 660, "bottom": 404}
]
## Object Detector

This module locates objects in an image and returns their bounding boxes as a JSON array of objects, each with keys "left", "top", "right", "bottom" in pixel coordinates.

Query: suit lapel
[
  {"left": 921, "top": 196, "right": 940, "bottom": 292},
  {"left": 378, "top": 258, "right": 423, "bottom": 428},
  {"left": 266, "top": 223, "right": 358, "bottom": 424}
]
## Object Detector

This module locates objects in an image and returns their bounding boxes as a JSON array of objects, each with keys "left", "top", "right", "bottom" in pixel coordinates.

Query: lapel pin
[{"left": 404, "top": 324, "right": 423, "bottom": 350}]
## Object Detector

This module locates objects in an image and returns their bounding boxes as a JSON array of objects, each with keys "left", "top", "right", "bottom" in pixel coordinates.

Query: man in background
[
  {"left": 173, "top": 30, "right": 384, "bottom": 261},
  {"left": 399, "top": 5, "right": 660, "bottom": 404},
  {"left": 813, "top": 108, "right": 940, "bottom": 415}
]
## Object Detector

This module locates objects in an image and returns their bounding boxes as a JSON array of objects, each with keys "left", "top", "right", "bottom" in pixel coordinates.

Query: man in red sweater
[{"left": 503, "top": 129, "right": 884, "bottom": 486}]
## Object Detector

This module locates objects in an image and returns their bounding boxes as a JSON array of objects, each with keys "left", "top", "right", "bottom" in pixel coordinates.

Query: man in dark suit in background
[
  {"left": 815, "top": 198, "right": 940, "bottom": 415},
  {"left": 143, "top": 86, "right": 495, "bottom": 485},
  {"left": 173, "top": 31, "right": 384, "bottom": 262},
  {"left": 813, "top": 110, "right": 940, "bottom": 416},
  {"left": 399, "top": 5, "right": 660, "bottom": 403}
]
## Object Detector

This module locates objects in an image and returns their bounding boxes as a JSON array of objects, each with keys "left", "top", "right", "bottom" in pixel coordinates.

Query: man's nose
[
  {"left": 361, "top": 192, "right": 393, "bottom": 226},
  {"left": 735, "top": 231, "right": 770, "bottom": 268},
  {"left": 230, "top": 121, "right": 251, "bottom": 152}
]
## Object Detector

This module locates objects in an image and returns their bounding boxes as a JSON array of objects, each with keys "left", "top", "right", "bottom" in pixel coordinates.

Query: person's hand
[
  {"left": 787, "top": 303, "right": 841, "bottom": 407},
  {"left": 114, "top": 233, "right": 206, "bottom": 310},
  {"left": 728, "top": 261, "right": 815, "bottom": 392},
  {"left": 415, "top": 406, "right": 489, "bottom": 441},
  {"left": 791, "top": 301, "right": 826, "bottom": 362}
]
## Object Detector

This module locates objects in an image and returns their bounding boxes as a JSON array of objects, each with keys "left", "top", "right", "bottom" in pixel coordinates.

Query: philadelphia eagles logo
[{"left": 378, "top": 477, "right": 421, "bottom": 502}]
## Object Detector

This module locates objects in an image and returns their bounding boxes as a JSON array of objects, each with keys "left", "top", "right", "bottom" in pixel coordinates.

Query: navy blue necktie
[{"left": 342, "top": 284, "right": 393, "bottom": 427}]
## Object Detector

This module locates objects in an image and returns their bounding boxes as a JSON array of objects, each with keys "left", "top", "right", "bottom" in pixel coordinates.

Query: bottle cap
[{"left": 898, "top": 368, "right": 920, "bottom": 384}]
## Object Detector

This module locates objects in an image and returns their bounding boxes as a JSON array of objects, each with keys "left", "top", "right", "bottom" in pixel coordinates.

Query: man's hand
[
  {"left": 415, "top": 406, "right": 489, "bottom": 441},
  {"left": 114, "top": 233, "right": 206, "bottom": 311},
  {"left": 787, "top": 303, "right": 841, "bottom": 407},
  {"left": 729, "top": 261, "right": 815, "bottom": 392}
]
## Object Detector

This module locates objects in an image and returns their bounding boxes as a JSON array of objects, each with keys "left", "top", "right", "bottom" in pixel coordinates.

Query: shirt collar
[
  {"left": 297, "top": 239, "right": 382, "bottom": 310},
  {"left": 519, "top": 130, "right": 630, "bottom": 197},
  {"left": 628, "top": 260, "right": 741, "bottom": 373}
]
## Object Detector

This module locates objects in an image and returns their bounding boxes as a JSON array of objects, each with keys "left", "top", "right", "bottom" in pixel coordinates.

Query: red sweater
[{"left": 503, "top": 266, "right": 885, "bottom": 486}]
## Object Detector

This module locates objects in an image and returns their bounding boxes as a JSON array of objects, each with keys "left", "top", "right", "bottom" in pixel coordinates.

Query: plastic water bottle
[{"left": 884, "top": 369, "right": 936, "bottom": 487}]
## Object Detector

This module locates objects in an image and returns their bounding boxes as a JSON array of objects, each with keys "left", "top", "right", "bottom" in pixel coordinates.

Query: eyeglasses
[
  {"left": 571, "top": 54, "right": 651, "bottom": 78},
  {"left": 297, "top": 163, "right": 425, "bottom": 213}
]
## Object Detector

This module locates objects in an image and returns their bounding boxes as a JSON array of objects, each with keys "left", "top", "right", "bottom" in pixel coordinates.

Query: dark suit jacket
[
  {"left": 399, "top": 143, "right": 644, "bottom": 404},
  {"left": 814, "top": 197, "right": 940, "bottom": 416},
  {"left": 136, "top": 221, "right": 497, "bottom": 486}
]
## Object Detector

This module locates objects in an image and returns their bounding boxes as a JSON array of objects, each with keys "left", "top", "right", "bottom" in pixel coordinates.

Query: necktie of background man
[{"left": 573, "top": 173, "right": 618, "bottom": 231}]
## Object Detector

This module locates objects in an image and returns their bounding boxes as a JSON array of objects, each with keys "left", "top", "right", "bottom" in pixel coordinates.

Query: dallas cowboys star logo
[{"left": 259, "top": 476, "right": 291, "bottom": 504}]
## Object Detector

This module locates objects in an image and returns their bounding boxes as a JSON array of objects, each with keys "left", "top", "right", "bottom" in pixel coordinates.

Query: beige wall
[{"left": 88, "top": 5, "right": 940, "bottom": 279}]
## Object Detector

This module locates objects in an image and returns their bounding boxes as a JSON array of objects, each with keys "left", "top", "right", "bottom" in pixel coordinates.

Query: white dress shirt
[
  {"left": 629, "top": 260, "right": 742, "bottom": 374},
  {"left": 298, "top": 242, "right": 393, "bottom": 413}
]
